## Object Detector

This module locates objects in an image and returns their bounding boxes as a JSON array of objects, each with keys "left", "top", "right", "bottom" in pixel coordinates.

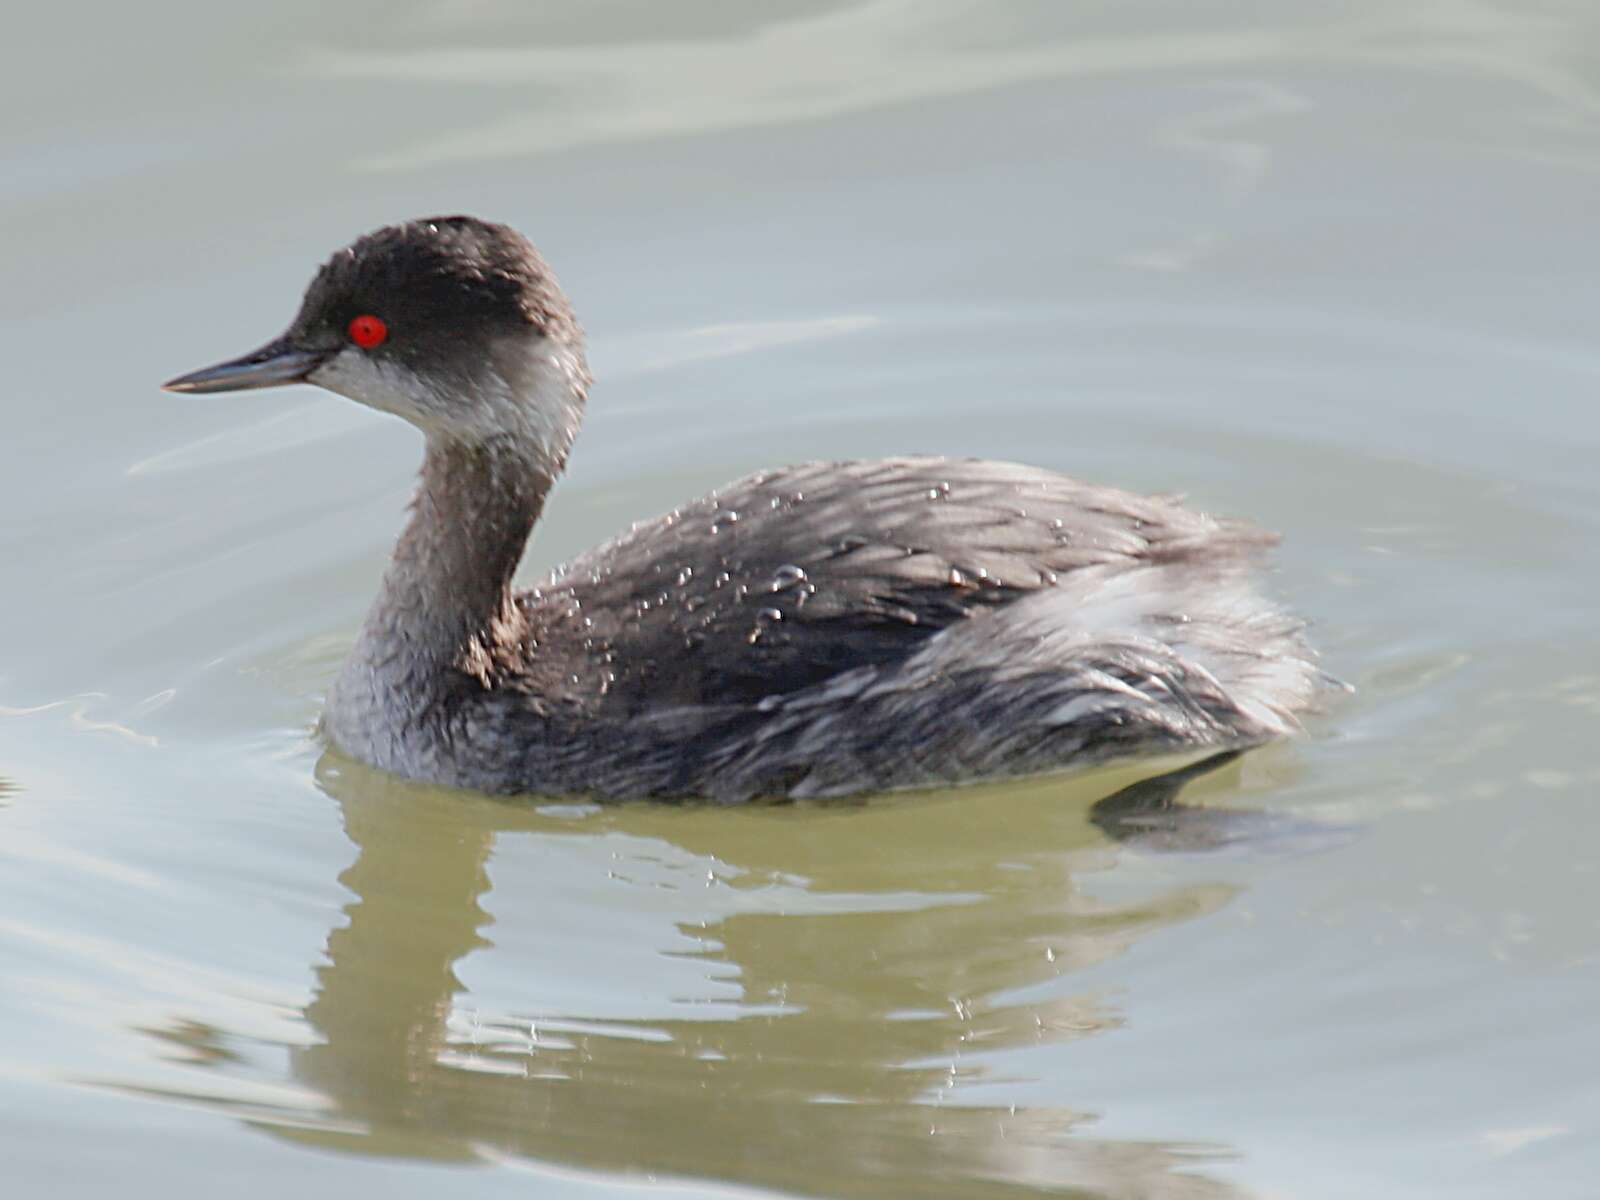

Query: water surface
[{"left": 3, "top": 2, "right": 1599, "bottom": 1197}]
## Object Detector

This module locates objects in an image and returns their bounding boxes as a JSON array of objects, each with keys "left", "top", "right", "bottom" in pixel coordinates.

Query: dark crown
[{"left": 290, "top": 216, "right": 580, "bottom": 362}]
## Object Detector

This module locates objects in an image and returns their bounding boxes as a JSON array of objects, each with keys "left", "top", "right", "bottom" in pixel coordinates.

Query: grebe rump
[{"left": 164, "top": 216, "right": 1329, "bottom": 802}]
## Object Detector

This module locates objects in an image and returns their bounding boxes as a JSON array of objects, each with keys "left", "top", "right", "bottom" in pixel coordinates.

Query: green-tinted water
[{"left": 3, "top": 3, "right": 1598, "bottom": 1196}]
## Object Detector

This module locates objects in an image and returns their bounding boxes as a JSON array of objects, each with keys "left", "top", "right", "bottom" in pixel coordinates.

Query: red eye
[{"left": 347, "top": 314, "right": 388, "bottom": 349}]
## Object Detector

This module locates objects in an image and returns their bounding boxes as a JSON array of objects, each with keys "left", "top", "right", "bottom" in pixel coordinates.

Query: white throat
[{"left": 310, "top": 336, "right": 586, "bottom": 478}]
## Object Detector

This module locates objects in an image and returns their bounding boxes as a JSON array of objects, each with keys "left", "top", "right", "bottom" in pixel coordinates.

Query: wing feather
[{"left": 517, "top": 457, "right": 1275, "bottom": 714}]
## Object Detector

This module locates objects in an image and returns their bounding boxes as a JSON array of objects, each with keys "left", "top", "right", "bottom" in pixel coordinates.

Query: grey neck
[
  {"left": 324, "top": 436, "right": 551, "bottom": 763},
  {"left": 388, "top": 435, "right": 547, "bottom": 661}
]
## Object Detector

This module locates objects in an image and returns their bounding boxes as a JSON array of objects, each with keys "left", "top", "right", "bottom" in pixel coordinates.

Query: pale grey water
[{"left": 2, "top": 2, "right": 1599, "bottom": 1197}]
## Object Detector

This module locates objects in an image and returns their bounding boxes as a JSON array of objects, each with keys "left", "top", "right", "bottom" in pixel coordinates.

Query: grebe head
[{"left": 163, "top": 216, "right": 589, "bottom": 471}]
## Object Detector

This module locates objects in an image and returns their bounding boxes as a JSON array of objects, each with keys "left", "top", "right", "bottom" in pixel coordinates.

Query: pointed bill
[{"left": 162, "top": 335, "right": 328, "bottom": 394}]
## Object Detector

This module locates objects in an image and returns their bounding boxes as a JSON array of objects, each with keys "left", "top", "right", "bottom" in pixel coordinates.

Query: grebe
[{"left": 164, "top": 216, "right": 1329, "bottom": 802}]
